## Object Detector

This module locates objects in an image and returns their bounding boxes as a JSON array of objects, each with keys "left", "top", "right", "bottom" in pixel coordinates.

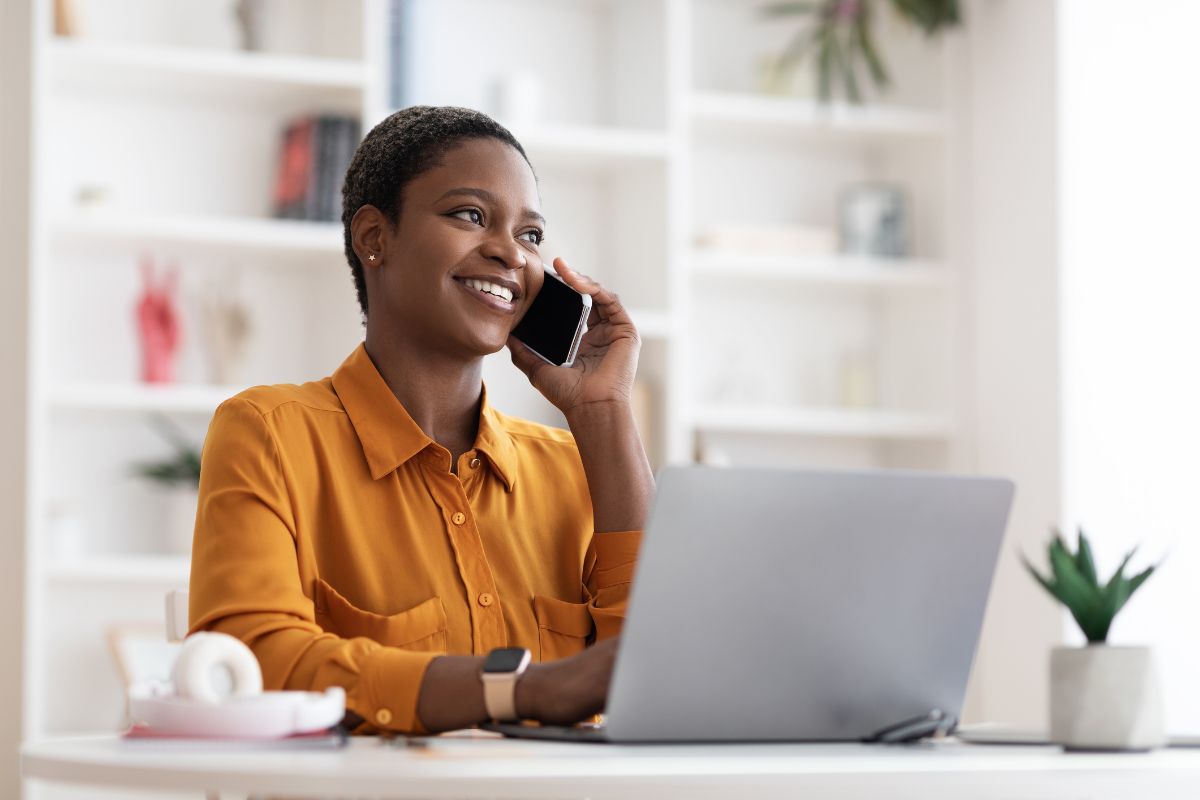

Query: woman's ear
[{"left": 350, "top": 205, "right": 388, "bottom": 267}]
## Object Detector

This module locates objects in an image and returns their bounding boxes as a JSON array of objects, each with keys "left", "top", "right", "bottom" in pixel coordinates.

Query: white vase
[
  {"left": 1050, "top": 645, "right": 1166, "bottom": 751},
  {"left": 164, "top": 486, "right": 200, "bottom": 556}
]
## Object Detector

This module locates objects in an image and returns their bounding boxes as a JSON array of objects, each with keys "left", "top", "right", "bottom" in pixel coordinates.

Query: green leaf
[
  {"left": 891, "top": 0, "right": 961, "bottom": 35},
  {"left": 1106, "top": 563, "right": 1156, "bottom": 620},
  {"left": 775, "top": 26, "right": 820, "bottom": 72},
  {"left": 1021, "top": 554, "right": 1058, "bottom": 599},
  {"left": 1048, "top": 540, "right": 1108, "bottom": 641},
  {"left": 1075, "top": 528, "right": 1099, "bottom": 587},
  {"left": 1126, "top": 564, "right": 1157, "bottom": 598},
  {"left": 854, "top": 10, "right": 890, "bottom": 89},
  {"left": 817, "top": 30, "right": 835, "bottom": 101},
  {"left": 1104, "top": 547, "right": 1140, "bottom": 594},
  {"left": 837, "top": 22, "right": 861, "bottom": 103},
  {"left": 760, "top": 1, "right": 823, "bottom": 18}
]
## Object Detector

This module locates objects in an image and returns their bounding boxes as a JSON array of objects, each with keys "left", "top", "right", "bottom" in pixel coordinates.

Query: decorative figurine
[{"left": 136, "top": 257, "right": 181, "bottom": 384}]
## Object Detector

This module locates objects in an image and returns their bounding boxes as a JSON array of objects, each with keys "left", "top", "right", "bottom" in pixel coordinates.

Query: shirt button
[
  {"left": 478, "top": 592, "right": 494, "bottom": 607},
  {"left": 451, "top": 511, "right": 467, "bottom": 526},
  {"left": 469, "top": 457, "right": 481, "bottom": 469},
  {"left": 376, "top": 708, "right": 393, "bottom": 726}
]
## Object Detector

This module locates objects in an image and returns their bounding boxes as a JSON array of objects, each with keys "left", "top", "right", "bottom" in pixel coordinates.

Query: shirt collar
[
  {"left": 332, "top": 343, "right": 517, "bottom": 491},
  {"left": 476, "top": 390, "right": 518, "bottom": 492}
]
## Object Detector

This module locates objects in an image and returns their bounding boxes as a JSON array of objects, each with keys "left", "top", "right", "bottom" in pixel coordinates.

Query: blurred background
[{"left": 1, "top": 0, "right": 1198, "bottom": 796}]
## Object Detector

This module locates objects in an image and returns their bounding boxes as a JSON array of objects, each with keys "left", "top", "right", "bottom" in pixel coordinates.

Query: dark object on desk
[
  {"left": 482, "top": 720, "right": 608, "bottom": 743},
  {"left": 864, "top": 709, "right": 957, "bottom": 744},
  {"left": 123, "top": 724, "right": 347, "bottom": 751},
  {"left": 484, "top": 710, "right": 958, "bottom": 745}
]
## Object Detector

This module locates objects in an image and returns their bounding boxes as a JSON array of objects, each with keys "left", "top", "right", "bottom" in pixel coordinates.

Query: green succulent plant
[
  {"left": 1022, "top": 528, "right": 1157, "bottom": 644},
  {"left": 131, "top": 414, "right": 202, "bottom": 489}
]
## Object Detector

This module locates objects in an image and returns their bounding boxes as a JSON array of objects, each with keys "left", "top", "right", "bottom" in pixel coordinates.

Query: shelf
[
  {"left": 508, "top": 124, "right": 671, "bottom": 170},
  {"left": 690, "top": 91, "right": 948, "bottom": 143},
  {"left": 48, "top": 40, "right": 366, "bottom": 108},
  {"left": 44, "top": 554, "right": 190, "bottom": 585},
  {"left": 49, "top": 383, "right": 245, "bottom": 415},
  {"left": 693, "top": 406, "right": 954, "bottom": 440},
  {"left": 691, "top": 251, "right": 950, "bottom": 290},
  {"left": 52, "top": 213, "right": 344, "bottom": 257}
]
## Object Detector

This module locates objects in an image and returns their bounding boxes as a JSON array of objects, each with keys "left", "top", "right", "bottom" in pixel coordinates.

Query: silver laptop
[{"left": 486, "top": 465, "right": 1014, "bottom": 743}]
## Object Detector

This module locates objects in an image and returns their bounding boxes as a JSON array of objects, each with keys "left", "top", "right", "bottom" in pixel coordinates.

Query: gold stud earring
[{"left": 367, "top": 254, "right": 376, "bottom": 262}]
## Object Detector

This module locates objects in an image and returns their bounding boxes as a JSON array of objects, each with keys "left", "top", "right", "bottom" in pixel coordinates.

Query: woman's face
[{"left": 369, "top": 137, "right": 546, "bottom": 359}]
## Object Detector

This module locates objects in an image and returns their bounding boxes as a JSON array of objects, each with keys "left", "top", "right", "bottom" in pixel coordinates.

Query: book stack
[{"left": 273, "top": 115, "right": 360, "bottom": 222}]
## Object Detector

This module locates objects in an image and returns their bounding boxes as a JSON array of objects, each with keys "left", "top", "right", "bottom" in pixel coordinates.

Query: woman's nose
[{"left": 479, "top": 234, "right": 527, "bottom": 271}]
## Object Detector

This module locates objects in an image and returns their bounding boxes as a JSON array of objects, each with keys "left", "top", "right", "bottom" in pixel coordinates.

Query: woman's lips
[{"left": 453, "top": 277, "right": 517, "bottom": 315}]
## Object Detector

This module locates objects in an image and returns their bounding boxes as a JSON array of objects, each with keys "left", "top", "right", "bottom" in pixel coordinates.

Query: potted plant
[
  {"left": 1023, "top": 529, "right": 1165, "bottom": 751},
  {"left": 762, "top": 0, "right": 962, "bottom": 103},
  {"left": 132, "top": 416, "right": 202, "bottom": 556}
]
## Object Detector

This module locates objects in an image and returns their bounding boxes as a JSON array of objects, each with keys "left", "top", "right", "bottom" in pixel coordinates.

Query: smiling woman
[{"left": 187, "top": 106, "right": 653, "bottom": 735}]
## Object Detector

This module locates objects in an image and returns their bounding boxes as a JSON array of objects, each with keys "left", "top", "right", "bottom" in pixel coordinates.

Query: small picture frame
[
  {"left": 839, "top": 184, "right": 909, "bottom": 258},
  {"left": 106, "top": 622, "right": 181, "bottom": 690}
]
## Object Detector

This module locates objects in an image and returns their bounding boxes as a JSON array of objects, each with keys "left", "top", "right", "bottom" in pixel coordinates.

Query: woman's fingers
[
  {"left": 552, "top": 258, "right": 633, "bottom": 328},
  {"left": 506, "top": 335, "right": 546, "bottom": 378}
]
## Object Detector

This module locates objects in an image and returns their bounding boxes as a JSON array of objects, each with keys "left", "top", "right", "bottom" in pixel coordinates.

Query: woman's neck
[{"left": 363, "top": 331, "right": 483, "bottom": 467}]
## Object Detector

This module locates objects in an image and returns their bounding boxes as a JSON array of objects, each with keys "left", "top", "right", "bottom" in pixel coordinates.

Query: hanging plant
[{"left": 762, "top": 0, "right": 961, "bottom": 103}]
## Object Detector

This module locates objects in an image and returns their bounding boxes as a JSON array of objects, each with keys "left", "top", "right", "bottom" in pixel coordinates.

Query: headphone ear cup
[{"left": 171, "top": 632, "right": 263, "bottom": 704}]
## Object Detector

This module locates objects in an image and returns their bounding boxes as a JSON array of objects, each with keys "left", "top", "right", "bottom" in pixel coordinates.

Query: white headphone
[
  {"left": 129, "top": 632, "right": 345, "bottom": 738},
  {"left": 170, "top": 632, "right": 263, "bottom": 704}
]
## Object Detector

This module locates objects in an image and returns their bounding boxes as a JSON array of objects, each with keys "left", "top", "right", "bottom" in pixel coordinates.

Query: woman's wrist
[
  {"left": 514, "top": 662, "right": 547, "bottom": 720},
  {"left": 564, "top": 398, "right": 635, "bottom": 434}
]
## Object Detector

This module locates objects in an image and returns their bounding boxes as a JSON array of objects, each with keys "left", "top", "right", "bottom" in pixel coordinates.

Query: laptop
[{"left": 485, "top": 465, "right": 1014, "bottom": 744}]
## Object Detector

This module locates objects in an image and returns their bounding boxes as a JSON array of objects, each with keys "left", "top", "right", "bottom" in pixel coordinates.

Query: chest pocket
[
  {"left": 313, "top": 577, "right": 448, "bottom": 652},
  {"left": 532, "top": 595, "right": 594, "bottom": 662}
]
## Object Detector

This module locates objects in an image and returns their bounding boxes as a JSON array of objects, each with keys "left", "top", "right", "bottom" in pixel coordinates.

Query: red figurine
[{"left": 136, "top": 257, "right": 181, "bottom": 384}]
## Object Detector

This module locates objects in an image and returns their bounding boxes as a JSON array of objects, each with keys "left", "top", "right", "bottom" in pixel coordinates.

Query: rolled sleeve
[{"left": 583, "top": 529, "right": 643, "bottom": 641}]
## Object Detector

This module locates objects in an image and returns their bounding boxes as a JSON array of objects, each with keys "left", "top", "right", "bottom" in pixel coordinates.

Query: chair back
[{"left": 165, "top": 589, "right": 190, "bottom": 643}]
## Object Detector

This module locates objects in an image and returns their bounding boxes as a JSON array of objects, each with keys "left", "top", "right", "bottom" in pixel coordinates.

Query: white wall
[
  {"left": 1059, "top": 0, "right": 1200, "bottom": 733},
  {"left": 0, "top": 0, "right": 34, "bottom": 794},
  {"left": 959, "top": 0, "right": 1064, "bottom": 726}
]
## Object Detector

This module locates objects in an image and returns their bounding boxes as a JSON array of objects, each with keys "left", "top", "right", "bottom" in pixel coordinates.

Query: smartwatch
[{"left": 481, "top": 647, "right": 531, "bottom": 722}]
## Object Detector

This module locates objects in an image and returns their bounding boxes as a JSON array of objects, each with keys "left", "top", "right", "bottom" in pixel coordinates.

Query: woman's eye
[
  {"left": 452, "top": 209, "right": 484, "bottom": 225},
  {"left": 520, "top": 230, "right": 544, "bottom": 246}
]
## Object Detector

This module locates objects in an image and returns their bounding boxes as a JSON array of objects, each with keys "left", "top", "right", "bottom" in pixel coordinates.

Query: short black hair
[{"left": 340, "top": 105, "right": 531, "bottom": 319}]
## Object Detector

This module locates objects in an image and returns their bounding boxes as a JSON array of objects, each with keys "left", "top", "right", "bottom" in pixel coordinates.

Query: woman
[{"left": 188, "top": 106, "right": 653, "bottom": 734}]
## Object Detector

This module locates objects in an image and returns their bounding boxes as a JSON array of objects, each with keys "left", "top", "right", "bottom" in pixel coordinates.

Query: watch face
[{"left": 483, "top": 647, "right": 529, "bottom": 673}]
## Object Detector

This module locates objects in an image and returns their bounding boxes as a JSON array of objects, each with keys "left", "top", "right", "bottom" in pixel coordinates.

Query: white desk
[{"left": 21, "top": 732, "right": 1200, "bottom": 799}]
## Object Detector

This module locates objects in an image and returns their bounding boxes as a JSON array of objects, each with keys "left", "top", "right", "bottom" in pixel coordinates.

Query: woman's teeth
[{"left": 463, "top": 278, "right": 513, "bottom": 303}]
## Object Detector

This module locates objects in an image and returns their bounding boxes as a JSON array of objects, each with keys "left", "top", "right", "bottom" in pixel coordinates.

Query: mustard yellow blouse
[{"left": 188, "top": 343, "right": 641, "bottom": 733}]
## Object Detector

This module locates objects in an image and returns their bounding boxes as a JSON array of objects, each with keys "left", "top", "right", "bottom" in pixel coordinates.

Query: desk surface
[{"left": 21, "top": 732, "right": 1200, "bottom": 800}]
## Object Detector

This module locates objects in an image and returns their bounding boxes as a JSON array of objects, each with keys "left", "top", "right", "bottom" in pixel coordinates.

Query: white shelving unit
[
  {"left": 690, "top": 90, "right": 950, "bottom": 141},
  {"left": 692, "top": 405, "right": 954, "bottom": 440},
  {"left": 47, "top": 383, "right": 242, "bottom": 414},
  {"left": 44, "top": 555, "right": 190, "bottom": 586},
  {"left": 48, "top": 39, "right": 369, "bottom": 92},
  {"left": 21, "top": 0, "right": 969, "bottom": 778},
  {"left": 52, "top": 213, "right": 344, "bottom": 256},
  {"left": 691, "top": 251, "right": 951, "bottom": 289}
]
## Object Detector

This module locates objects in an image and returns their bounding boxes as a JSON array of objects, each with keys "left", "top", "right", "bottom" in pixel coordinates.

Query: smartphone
[{"left": 511, "top": 267, "right": 592, "bottom": 367}]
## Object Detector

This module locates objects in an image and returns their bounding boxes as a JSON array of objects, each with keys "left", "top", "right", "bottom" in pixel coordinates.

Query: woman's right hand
[{"left": 515, "top": 638, "right": 619, "bottom": 726}]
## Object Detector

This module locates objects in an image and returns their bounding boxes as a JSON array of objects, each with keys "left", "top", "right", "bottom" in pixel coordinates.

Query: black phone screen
[{"left": 511, "top": 272, "right": 588, "bottom": 366}]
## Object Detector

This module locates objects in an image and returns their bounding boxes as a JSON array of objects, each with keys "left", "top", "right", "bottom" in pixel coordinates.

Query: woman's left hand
[{"left": 507, "top": 257, "right": 640, "bottom": 416}]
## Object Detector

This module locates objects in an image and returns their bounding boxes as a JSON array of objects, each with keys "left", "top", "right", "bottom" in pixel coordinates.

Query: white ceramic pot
[{"left": 1050, "top": 645, "right": 1166, "bottom": 751}]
